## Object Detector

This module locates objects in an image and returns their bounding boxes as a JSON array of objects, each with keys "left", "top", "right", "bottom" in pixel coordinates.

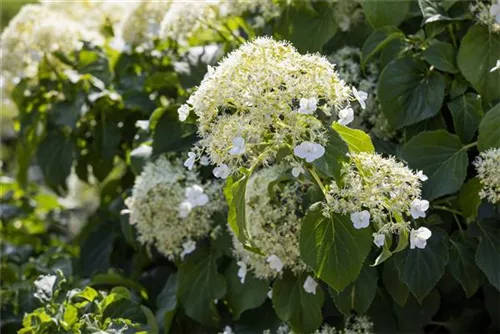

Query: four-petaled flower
[
  {"left": 372, "top": 233, "right": 385, "bottom": 248},
  {"left": 229, "top": 136, "right": 246, "bottom": 155},
  {"left": 352, "top": 87, "right": 368, "bottom": 110},
  {"left": 338, "top": 107, "right": 354, "bottom": 126},
  {"left": 180, "top": 240, "right": 197, "bottom": 259},
  {"left": 178, "top": 104, "right": 190, "bottom": 122},
  {"left": 237, "top": 261, "right": 247, "bottom": 284},
  {"left": 178, "top": 201, "right": 192, "bottom": 218},
  {"left": 184, "top": 152, "right": 196, "bottom": 170},
  {"left": 298, "top": 97, "right": 318, "bottom": 114},
  {"left": 410, "top": 227, "right": 432, "bottom": 249},
  {"left": 293, "top": 141, "right": 325, "bottom": 162},
  {"left": 185, "top": 185, "right": 209, "bottom": 207},
  {"left": 416, "top": 170, "right": 428, "bottom": 181},
  {"left": 350, "top": 210, "right": 370, "bottom": 229},
  {"left": 213, "top": 164, "right": 230, "bottom": 179},
  {"left": 266, "top": 254, "right": 284, "bottom": 272},
  {"left": 292, "top": 165, "right": 305, "bottom": 177},
  {"left": 410, "top": 199, "right": 429, "bottom": 219},
  {"left": 303, "top": 276, "right": 319, "bottom": 295}
]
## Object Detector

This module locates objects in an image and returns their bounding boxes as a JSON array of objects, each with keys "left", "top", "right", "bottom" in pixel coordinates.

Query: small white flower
[
  {"left": 298, "top": 97, "right": 318, "bottom": 114},
  {"left": 178, "top": 201, "right": 192, "bottom": 218},
  {"left": 372, "top": 233, "right": 385, "bottom": 248},
  {"left": 293, "top": 141, "right": 325, "bottom": 163},
  {"left": 410, "top": 199, "right": 429, "bottom": 219},
  {"left": 416, "top": 170, "right": 428, "bottom": 182},
  {"left": 135, "top": 120, "right": 149, "bottom": 131},
  {"left": 352, "top": 87, "right": 368, "bottom": 110},
  {"left": 213, "top": 164, "right": 230, "bottom": 179},
  {"left": 303, "top": 276, "right": 318, "bottom": 295},
  {"left": 350, "top": 210, "right": 370, "bottom": 229},
  {"left": 410, "top": 227, "right": 432, "bottom": 249},
  {"left": 120, "top": 208, "right": 131, "bottom": 215},
  {"left": 34, "top": 274, "right": 57, "bottom": 301},
  {"left": 64, "top": 69, "right": 81, "bottom": 84},
  {"left": 200, "top": 155, "right": 210, "bottom": 166},
  {"left": 229, "top": 136, "right": 246, "bottom": 155},
  {"left": 222, "top": 326, "right": 234, "bottom": 334},
  {"left": 237, "top": 261, "right": 247, "bottom": 284},
  {"left": 178, "top": 104, "right": 190, "bottom": 122},
  {"left": 266, "top": 254, "right": 284, "bottom": 273},
  {"left": 490, "top": 59, "right": 500, "bottom": 73},
  {"left": 185, "top": 185, "right": 209, "bottom": 207},
  {"left": 180, "top": 240, "right": 196, "bottom": 259},
  {"left": 490, "top": 3, "right": 500, "bottom": 24},
  {"left": 184, "top": 152, "right": 196, "bottom": 170},
  {"left": 291, "top": 165, "right": 305, "bottom": 177},
  {"left": 267, "top": 288, "right": 273, "bottom": 299},
  {"left": 338, "top": 107, "right": 354, "bottom": 126}
]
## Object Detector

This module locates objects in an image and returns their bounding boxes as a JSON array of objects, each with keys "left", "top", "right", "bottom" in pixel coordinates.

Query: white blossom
[
  {"left": 200, "top": 155, "right": 210, "bottom": 166},
  {"left": 178, "top": 104, "right": 190, "bottom": 122},
  {"left": 338, "top": 107, "right": 354, "bottom": 126},
  {"left": 185, "top": 185, "right": 209, "bottom": 207},
  {"left": 266, "top": 254, "right": 284, "bottom": 273},
  {"left": 229, "top": 136, "right": 246, "bottom": 155},
  {"left": 474, "top": 148, "right": 500, "bottom": 204},
  {"left": 303, "top": 276, "right": 319, "bottom": 295},
  {"left": 180, "top": 240, "right": 197, "bottom": 259},
  {"left": 293, "top": 142, "right": 325, "bottom": 163},
  {"left": 410, "top": 199, "right": 429, "bottom": 219},
  {"left": 184, "top": 152, "right": 196, "bottom": 170},
  {"left": 178, "top": 201, "right": 192, "bottom": 218},
  {"left": 267, "top": 288, "right": 273, "bottom": 299},
  {"left": 34, "top": 274, "right": 57, "bottom": 302},
  {"left": 410, "top": 227, "right": 432, "bottom": 250},
  {"left": 491, "top": 59, "right": 500, "bottom": 72},
  {"left": 135, "top": 120, "right": 149, "bottom": 131},
  {"left": 350, "top": 210, "right": 370, "bottom": 229},
  {"left": 213, "top": 164, "right": 230, "bottom": 179},
  {"left": 292, "top": 165, "right": 305, "bottom": 177},
  {"left": 237, "top": 261, "right": 247, "bottom": 284},
  {"left": 352, "top": 87, "right": 368, "bottom": 110},
  {"left": 416, "top": 170, "right": 428, "bottom": 182},
  {"left": 490, "top": 2, "right": 500, "bottom": 23},
  {"left": 221, "top": 326, "right": 234, "bottom": 334},
  {"left": 298, "top": 97, "right": 318, "bottom": 114},
  {"left": 372, "top": 233, "right": 385, "bottom": 248}
]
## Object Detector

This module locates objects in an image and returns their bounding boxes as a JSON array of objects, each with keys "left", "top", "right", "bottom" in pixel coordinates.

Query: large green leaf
[
  {"left": 48, "top": 95, "right": 86, "bottom": 130},
  {"left": 272, "top": 272, "right": 324, "bottom": 333},
  {"left": 378, "top": 56, "right": 446, "bottom": 128},
  {"left": 393, "top": 289, "right": 441, "bottom": 332},
  {"left": 156, "top": 274, "right": 177, "bottom": 333},
  {"left": 476, "top": 220, "right": 500, "bottom": 291},
  {"left": 178, "top": 247, "right": 227, "bottom": 327},
  {"left": 224, "top": 261, "right": 268, "bottom": 320},
  {"left": 93, "top": 120, "right": 121, "bottom": 161},
  {"left": 423, "top": 42, "right": 458, "bottom": 74},
  {"left": 360, "top": 0, "right": 410, "bottom": 28},
  {"left": 331, "top": 123, "right": 375, "bottom": 154},
  {"left": 449, "top": 234, "right": 483, "bottom": 298},
  {"left": 152, "top": 108, "right": 197, "bottom": 155},
  {"left": 361, "top": 27, "right": 405, "bottom": 69},
  {"left": 478, "top": 103, "right": 500, "bottom": 151},
  {"left": 458, "top": 178, "right": 482, "bottom": 223},
  {"left": 330, "top": 266, "right": 378, "bottom": 315},
  {"left": 402, "top": 130, "right": 468, "bottom": 200},
  {"left": 457, "top": 25, "right": 500, "bottom": 104},
  {"left": 313, "top": 128, "right": 348, "bottom": 181},
  {"left": 300, "top": 204, "right": 372, "bottom": 292},
  {"left": 394, "top": 230, "right": 449, "bottom": 303},
  {"left": 447, "top": 93, "right": 483, "bottom": 144},
  {"left": 382, "top": 258, "right": 409, "bottom": 307}
]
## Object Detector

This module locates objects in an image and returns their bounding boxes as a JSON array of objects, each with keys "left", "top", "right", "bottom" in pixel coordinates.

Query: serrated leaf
[
  {"left": 449, "top": 234, "right": 483, "bottom": 297},
  {"left": 458, "top": 178, "right": 482, "bottom": 223},
  {"left": 423, "top": 42, "right": 458, "bottom": 73},
  {"left": 402, "top": 130, "right": 468, "bottom": 200},
  {"left": 300, "top": 204, "right": 372, "bottom": 292},
  {"left": 272, "top": 272, "right": 324, "bottom": 333},
  {"left": 475, "top": 220, "right": 500, "bottom": 291},
  {"left": 478, "top": 103, "right": 500, "bottom": 151},
  {"left": 447, "top": 93, "right": 482, "bottom": 144},
  {"left": 331, "top": 123, "right": 374, "bottom": 154},
  {"left": 382, "top": 257, "right": 409, "bottom": 307},
  {"left": 378, "top": 56, "right": 446, "bottom": 129}
]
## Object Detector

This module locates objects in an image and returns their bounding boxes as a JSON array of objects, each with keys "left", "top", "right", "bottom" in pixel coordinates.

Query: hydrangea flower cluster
[
  {"left": 332, "top": 0, "right": 365, "bottom": 32},
  {"left": 0, "top": 5, "right": 102, "bottom": 79},
  {"left": 470, "top": 0, "right": 500, "bottom": 32},
  {"left": 325, "top": 152, "right": 430, "bottom": 248},
  {"left": 231, "top": 165, "right": 308, "bottom": 279},
  {"left": 124, "top": 156, "right": 223, "bottom": 260},
  {"left": 328, "top": 46, "right": 397, "bottom": 140},
  {"left": 182, "top": 37, "right": 357, "bottom": 177},
  {"left": 262, "top": 316, "right": 374, "bottom": 334},
  {"left": 473, "top": 148, "right": 500, "bottom": 204}
]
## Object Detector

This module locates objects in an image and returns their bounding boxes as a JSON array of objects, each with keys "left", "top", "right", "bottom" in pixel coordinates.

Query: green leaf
[
  {"left": 394, "top": 229, "right": 449, "bottom": 303},
  {"left": 447, "top": 93, "right": 483, "bottom": 144},
  {"left": 478, "top": 103, "right": 500, "bottom": 151},
  {"left": 94, "top": 120, "right": 121, "bottom": 161},
  {"left": 423, "top": 42, "right": 458, "bottom": 73},
  {"left": 378, "top": 56, "right": 446, "bottom": 128},
  {"left": 90, "top": 272, "right": 147, "bottom": 298},
  {"left": 224, "top": 260, "right": 268, "bottom": 320},
  {"left": 402, "top": 130, "right": 468, "bottom": 200},
  {"left": 457, "top": 25, "right": 500, "bottom": 103},
  {"left": 49, "top": 95, "right": 86, "bottom": 130},
  {"left": 272, "top": 272, "right": 324, "bottom": 333},
  {"left": 331, "top": 266, "right": 378, "bottom": 315},
  {"left": 156, "top": 274, "right": 177, "bottom": 333},
  {"left": 152, "top": 108, "right": 197, "bottom": 155},
  {"left": 382, "top": 258, "right": 409, "bottom": 307},
  {"left": 313, "top": 128, "right": 348, "bottom": 181},
  {"left": 360, "top": 0, "right": 410, "bottom": 28},
  {"left": 361, "top": 27, "right": 405, "bottom": 69},
  {"left": 178, "top": 246, "right": 227, "bottom": 327},
  {"left": 63, "top": 304, "right": 78, "bottom": 328},
  {"left": 476, "top": 220, "right": 500, "bottom": 291},
  {"left": 418, "top": 0, "right": 453, "bottom": 23},
  {"left": 331, "top": 123, "right": 375, "bottom": 154},
  {"left": 300, "top": 204, "right": 372, "bottom": 292},
  {"left": 458, "top": 178, "right": 482, "bottom": 223},
  {"left": 36, "top": 129, "right": 74, "bottom": 195},
  {"left": 449, "top": 234, "right": 483, "bottom": 298},
  {"left": 393, "top": 289, "right": 441, "bottom": 332},
  {"left": 141, "top": 305, "right": 159, "bottom": 334}
]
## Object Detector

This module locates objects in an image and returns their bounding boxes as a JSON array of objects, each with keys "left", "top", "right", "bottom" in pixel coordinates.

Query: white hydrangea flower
[
  {"left": 416, "top": 170, "right": 428, "bottom": 181},
  {"left": 267, "top": 254, "right": 284, "bottom": 273},
  {"left": 178, "top": 104, "right": 190, "bottom": 122},
  {"left": 184, "top": 152, "right": 196, "bottom": 170},
  {"left": 294, "top": 142, "right": 325, "bottom": 163},
  {"left": 303, "top": 276, "right": 319, "bottom": 295},
  {"left": 178, "top": 201, "right": 192, "bottom": 218},
  {"left": 410, "top": 199, "right": 429, "bottom": 219},
  {"left": 200, "top": 155, "right": 210, "bottom": 166},
  {"left": 490, "top": 60, "right": 500, "bottom": 73},
  {"left": 490, "top": 1, "right": 500, "bottom": 23},
  {"left": 185, "top": 37, "right": 352, "bottom": 173},
  {"left": 291, "top": 165, "right": 305, "bottom": 178},
  {"left": 372, "top": 233, "right": 385, "bottom": 248},
  {"left": 410, "top": 227, "right": 432, "bottom": 250},
  {"left": 267, "top": 288, "right": 273, "bottom": 299},
  {"left": 350, "top": 210, "right": 370, "bottom": 229},
  {"left": 34, "top": 274, "right": 57, "bottom": 302},
  {"left": 237, "top": 261, "right": 247, "bottom": 284},
  {"left": 474, "top": 148, "right": 500, "bottom": 204},
  {"left": 470, "top": 1, "right": 500, "bottom": 32},
  {"left": 221, "top": 326, "right": 234, "bottom": 334},
  {"left": 338, "top": 107, "right": 354, "bottom": 126},
  {"left": 125, "top": 157, "right": 223, "bottom": 260},
  {"left": 180, "top": 240, "right": 197, "bottom": 259},
  {"left": 352, "top": 86, "right": 368, "bottom": 110},
  {"left": 228, "top": 136, "right": 246, "bottom": 155},
  {"left": 213, "top": 164, "right": 231, "bottom": 179},
  {"left": 298, "top": 97, "right": 318, "bottom": 114}
]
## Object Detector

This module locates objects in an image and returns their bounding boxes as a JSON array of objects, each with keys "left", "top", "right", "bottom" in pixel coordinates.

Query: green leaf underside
[{"left": 475, "top": 220, "right": 500, "bottom": 291}]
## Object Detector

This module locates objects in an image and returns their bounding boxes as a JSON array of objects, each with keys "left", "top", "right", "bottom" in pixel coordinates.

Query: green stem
[
  {"left": 433, "top": 205, "right": 464, "bottom": 216},
  {"left": 307, "top": 166, "right": 327, "bottom": 196},
  {"left": 452, "top": 213, "right": 465, "bottom": 238},
  {"left": 462, "top": 141, "right": 478, "bottom": 151}
]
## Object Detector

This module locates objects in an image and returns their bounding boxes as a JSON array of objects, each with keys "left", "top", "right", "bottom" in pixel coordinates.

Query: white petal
[
  {"left": 303, "top": 276, "right": 318, "bottom": 295},
  {"left": 373, "top": 233, "right": 385, "bottom": 248},
  {"left": 266, "top": 254, "right": 284, "bottom": 272},
  {"left": 237, "top": 261, "right": 247, "bottom": 284},
  {"left": 213, "top": 164, "right": 230, "bottom": 179}
]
